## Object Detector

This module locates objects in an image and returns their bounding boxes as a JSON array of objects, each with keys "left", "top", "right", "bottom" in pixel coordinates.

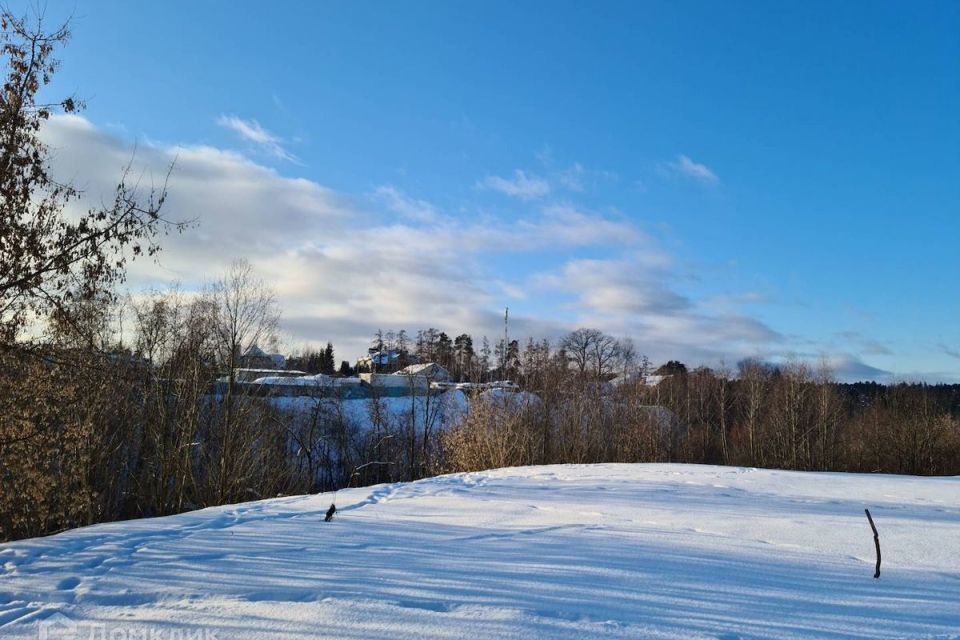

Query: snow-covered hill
[{"left": 1, "top": 464, "right": 958, "bottom": 639}]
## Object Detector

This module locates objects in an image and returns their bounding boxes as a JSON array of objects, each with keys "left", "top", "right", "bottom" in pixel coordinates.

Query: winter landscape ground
[{"left": 1, "top": 464, "right": 958, "bottom": 640}]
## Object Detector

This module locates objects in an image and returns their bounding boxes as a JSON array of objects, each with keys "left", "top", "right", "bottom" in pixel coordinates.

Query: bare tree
[
  {"left": 209, "top": 259, "right": 279, "bottom": 378},
  {"left": 0, "top": 9, "right": 180, "bottom": 539},
  {"left": 0, "top": 9, "right": 181, "bottom": 346},
  {"left": 736, "top": 358, "right": 771, "bottom": 465},
  {"left": 560, "top": 328, "right": 622, "bottom": 380},
  {"left": 592, "top": 332, "right": 622, "bottom": 379},
  {"left": 618, "top": 337, "right": 638, "bottom": 377},
  {"left": 205, "top": 259, "right": 280, "bottom": 503},
  {"left": 560, "top": 328, "right": 598, "bottom": 377},
  {"left": 129, "top": 289, "right": 217, "bottom": 515}
]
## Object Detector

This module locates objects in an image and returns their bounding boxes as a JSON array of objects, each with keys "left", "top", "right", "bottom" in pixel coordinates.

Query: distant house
[
  {"left": 359, "top": 372, "right": 431, "bottom": 394},
  {"left": 242, "top": 373, "right": 366, "bottom": 398},
  {"left": 356, "top": 362, "right": 452, "bottom": 396},
  {"left": 397, "top": 362, "right": 451, "bottom": 382},
  {"left": 610, "top": 372, "right": 668, "bottom": 388},
  {"left": 240, "top": 345, "right": 286, "bottom": 370},
  {"left": 251, "top": 373, "right": 333, "bottom": 386},
  {"left": 355, "top": 348, "right": 419, "bottom": 373},
  {"left": 233, "top": 368, "right": 305, "bottom": 383}
]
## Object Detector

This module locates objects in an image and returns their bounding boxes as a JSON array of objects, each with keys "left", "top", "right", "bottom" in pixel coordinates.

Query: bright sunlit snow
[{"left": 1, "top": 464, "right": 958, "bottom": 639}]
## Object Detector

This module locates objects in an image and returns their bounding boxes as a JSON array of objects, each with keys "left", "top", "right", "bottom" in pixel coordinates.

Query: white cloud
[
  {"left": 374, "top": 185, "right": 440, "bottom": 223},
  {"left": 557, "top": 163, "right": 584, "bottom": 192},
  {"left": 555, "top": 162, "right": 620, "bottom": 193},
  {"left": 821, "top": 354, "right": 892, "bottom": 382},
  {"left": 481, "top": 170, "right": 551, "bottom": 200},
  {"left": 216, "top": 114, "right": 296, "bottom": 162},
  {"left": 39, "top": 116, "right": 653, "bottom": 360},
  {"left": 832, "top": 331, "right": 893, "bottom": 356},
  {"left": 531, "top": 255, "right": 784, "bottom": 365},
  {"left": 44, "top": 115, "right": 880, "bottom": 377},
  {"left": 43, "top": 115, "right": 354, "bottom": 285},
  {"left": 534, "top": 257, "right": 689, "bottom": 317},
  {"left": 939, "top": 343, "right": 960, "bottom": 361},
  {"left": 495, "top": 280, "right": 527, "bottom": 300},
  {"left": 525, "top": 205, "right": 646, "bottom": 251},
  {"left": 663, "top": 154, "right": 719, "bottom": 186}
]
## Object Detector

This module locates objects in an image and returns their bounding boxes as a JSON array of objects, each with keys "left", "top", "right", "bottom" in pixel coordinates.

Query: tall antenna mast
[{"left": 503, "top": 307, "right": 509, "bottom": 380}]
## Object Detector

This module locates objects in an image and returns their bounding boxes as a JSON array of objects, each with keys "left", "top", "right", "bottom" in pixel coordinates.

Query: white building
[
  {"left": 397, "top": 362, "right": 451, "bottom": 382},
  {"left": 359, "top": 372, "right": 431, "bottom": 393}
]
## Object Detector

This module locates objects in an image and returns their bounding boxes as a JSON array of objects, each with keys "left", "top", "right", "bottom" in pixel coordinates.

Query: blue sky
[{"left": 21, "top": 1, "right": 960, "bottom": 380}]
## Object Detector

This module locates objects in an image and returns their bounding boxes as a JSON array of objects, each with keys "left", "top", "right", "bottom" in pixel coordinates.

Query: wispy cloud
[
  {"left": 528, "top": 205, "right": 644, "bottom": 248},
  {"left": 557, "top": 163, "right": 584, "bottom": 192},
  {"left": 939, "top": 343, "right": 960, "bottom": 361},
  {"left": 480, "top": 170, "right": 551, "bottom": 200},
  {"left": 42, "top": 114, "right": 913, "bottom": 382},
  {"left": 374, "top": 185, "right": 440, "bottom": 223},
  {"left": 534, "top": 152, "right": 619, "bottom": 193},
  {"left": 531, "top": 253, "right": 785, "bottom": 367},
  {"left": 662, "top": 154, "right": 719, "bottom": 186},
  {"left": 823, "top": 354, "right": 893, "bottom": 382},
  {"left": 217, "top": 114, "right": 296, "bottom": 162},
  {"left": 834, "top": 331, "right": 893, "bottom": 356},
  {"left": 41, "top": 116, "right": 655, "bottom": 360}
]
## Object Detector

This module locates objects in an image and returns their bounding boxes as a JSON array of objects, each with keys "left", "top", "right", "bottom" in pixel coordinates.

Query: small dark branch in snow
[
  {"left": 865, "top": 508, "right": 881, "bottom": 579},
  {"left": 325, "top": 503, "right": 336, "bottom": 522}
]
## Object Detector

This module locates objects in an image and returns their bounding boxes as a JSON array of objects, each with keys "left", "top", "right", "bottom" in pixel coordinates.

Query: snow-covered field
[
  {"left": 1, "top": 464, "right": 958, "bottom": 639},
  {"left": 272, "top": 390, "right": 469, "bottom": 430}
]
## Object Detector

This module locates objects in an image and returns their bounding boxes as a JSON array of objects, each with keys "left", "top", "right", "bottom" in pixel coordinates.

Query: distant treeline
[
  {"left": 3, "top": 294, "right": 959, "bottom": 543},
  {"left": 442, "top": 355, "right": 960, "bottom": 478},
  {"left": 839, "top": 381, "right": 960, "bottom": 416}
]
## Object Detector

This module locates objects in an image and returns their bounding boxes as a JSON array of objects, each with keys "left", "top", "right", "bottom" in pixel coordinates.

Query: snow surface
[
  {"left": 272, "top": 391, "right": 470, "bottom": 431},
  {"left": 1, "top": 464, "right": 958, "bottom": 639},
  {"left": 250, "top": 374, "right": 332, "bottom": 386}
]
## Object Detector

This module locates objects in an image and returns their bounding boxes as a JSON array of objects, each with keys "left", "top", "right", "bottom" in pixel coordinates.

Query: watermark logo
[
  {"left": 38, "top": 613, "right": 77, "bottom": 640},
  {"left": 38, "top": 612, "right": 218, "bottom": 640}
]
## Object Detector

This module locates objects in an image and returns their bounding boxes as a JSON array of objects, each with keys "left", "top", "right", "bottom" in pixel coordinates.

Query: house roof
[{"left": 398, "top": 362, "right": 450, "bottom": 377}]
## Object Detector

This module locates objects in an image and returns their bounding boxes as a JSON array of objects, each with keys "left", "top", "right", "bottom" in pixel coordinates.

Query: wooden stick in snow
[{"left": 865, "top": 508, "right": 881, "bottom": 579}]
